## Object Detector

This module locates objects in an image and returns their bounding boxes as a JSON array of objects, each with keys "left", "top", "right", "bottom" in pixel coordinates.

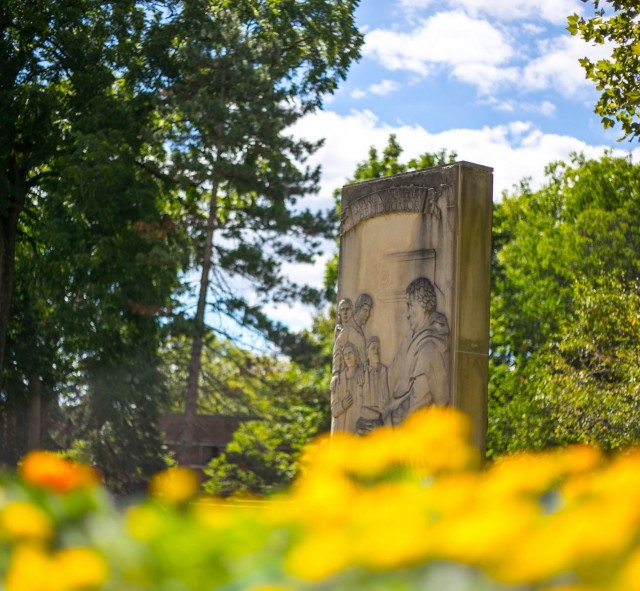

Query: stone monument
[{"left": 330, "top": 162, "right": 492, "bottom": 451}]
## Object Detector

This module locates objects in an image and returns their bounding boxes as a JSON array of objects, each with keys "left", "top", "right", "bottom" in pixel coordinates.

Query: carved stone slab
[{"left": 331, "top": 162, "right": 492, "bottom": 451}]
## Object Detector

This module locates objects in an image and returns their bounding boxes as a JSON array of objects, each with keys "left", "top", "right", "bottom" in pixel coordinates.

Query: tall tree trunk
[
  {"left": 27, "top": 374, "right": 43, "bottom": 450},
  {"left": 179, "top": 182, "right": 219, "bottom": 466},
  {"left": 0, "top": 157, "right": 27, "bottom": 392}
]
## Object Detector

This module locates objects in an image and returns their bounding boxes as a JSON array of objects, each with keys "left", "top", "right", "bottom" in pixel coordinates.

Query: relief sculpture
[
  {"left": 387, "top": 277, "right": 450, "bottom": 427},
  {"left": 331, "top": 293, "right": 372, "bottom": 433},
  {"left": 336, "top": 163, "right": 493, "bottom": 449},
  {"left": 334, "top": 293, "right": 372, "bottom": 370},
  {"left": 331, "top": 277, "right": 450, "bottom": 435},
  {"left": 355, "top": 336, "right": 389, "bottom": 435},
  {"left": 330, "top": 342, "right": 363, "bottom": 433}
]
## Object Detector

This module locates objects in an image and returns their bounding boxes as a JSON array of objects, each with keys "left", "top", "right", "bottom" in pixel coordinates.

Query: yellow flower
[
  {"left": 349, "top": 483, "right": 434, "bottom": 569},
  {"left": 19, "top": 451, "right": 99, "bottom": 494},
  {"left": 435, "top": 499, "right": 539, "bottom": 568},
  {"left": 149, "top": 467, "right": 200, "bottom": 504},
  {"left": 0, "top": 501, "right": 53, "bottom": 541},
  {"left": 5, "top": 545, "right": 109, "bottom": 591},
  {"left": 394, "top": 407, "right": 479, "bottom": 474},
  {"left": 55, "top": 547, "right": 109, "bottom": 589},
  {"left": 298, "top": 432, "right": 358, "bottom": 477},
  {"left": 284, "top": 525, "right": 350, "bottom": 581},
  {"left": 5, "top": 545, "right": 61, "bottom": 591},
  {"left": 615, "top": 547, "right": 640, "bottom": 591}
]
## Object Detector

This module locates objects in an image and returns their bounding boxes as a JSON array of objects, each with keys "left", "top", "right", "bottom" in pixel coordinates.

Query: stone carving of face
[
  {"left": 343, "top": 346, "right": 357, "bottom": 369},
  {"left": 407, "top": 295, "right": 427, "bottom": 332},
  {"left": 356, "top": 303, "right": 371, "bottom": 327},
  {"left": 339, "top": 301, "right": 352, "bottom": 324},
  {"left": 367, "top": 341, "right": 380, "bottom": 366}
]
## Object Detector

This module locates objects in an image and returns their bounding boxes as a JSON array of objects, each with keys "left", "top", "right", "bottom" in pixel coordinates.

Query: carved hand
[{"left": 343, "top": 391, "right": 353, "bottom": 409}]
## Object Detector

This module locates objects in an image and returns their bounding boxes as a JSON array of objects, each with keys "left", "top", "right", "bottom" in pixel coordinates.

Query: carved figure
[
  {"left": 331, "top": 342, "right": 364, "bottom": 434},
  {"left": 387, "top": 277, "right": 450, "bottom": 427},
  {"left": 332, "top": 298, "right": 353, "bottom": 376},
  {"left": 355, "top": 336, "right": 389, "bottom": 435},
  {"left": 334, "top": 292, "right": 373, "bottom": 367},
  {"left": 335, "top": 298, "right": 353, "bottom": 337}
]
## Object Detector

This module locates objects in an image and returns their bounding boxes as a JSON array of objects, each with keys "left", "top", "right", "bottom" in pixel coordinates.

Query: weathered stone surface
[{"left": 331, "top": 162, "right": 492, "bottom": 451}]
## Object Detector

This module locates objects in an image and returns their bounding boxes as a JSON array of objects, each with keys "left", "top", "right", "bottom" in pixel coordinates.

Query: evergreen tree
[{"left": 152, "top": 0, "right": 363, "bottom": 463}]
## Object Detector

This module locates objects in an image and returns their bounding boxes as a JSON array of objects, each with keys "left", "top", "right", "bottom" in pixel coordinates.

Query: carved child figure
[
  {"left": 355, "top": 336, "right": 389, "bottom": 435},
  {"left": 331, "top": 342, "right": 364, "bottom": 434}
]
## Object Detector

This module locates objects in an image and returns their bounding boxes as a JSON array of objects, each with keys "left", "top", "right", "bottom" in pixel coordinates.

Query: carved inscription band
[{"left": 340, "top": 184, "right": 450, "bottom": 235}]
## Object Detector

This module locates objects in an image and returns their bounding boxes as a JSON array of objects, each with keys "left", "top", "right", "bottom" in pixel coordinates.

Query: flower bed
[{"left": 2, "top": 408, "right": 640, "bottom": 591}]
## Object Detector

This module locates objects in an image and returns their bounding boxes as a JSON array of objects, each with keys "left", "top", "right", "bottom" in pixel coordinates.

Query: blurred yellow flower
[
  {"left": 284, "top": 525, "right": 350, "bottom": 581},
  {"left": 616, "top": 547, "right": 640, "bottom": 591},
  {"left": 19, "top": 451, "right": 99, "bottom": 494},
  {"left": 55, "top": 547, "right": 109, "bottom": 589},
  {"left": 435, "top": 499, "right": 539, "bottom": 568},
  {"left": 5, "top": 545, "right": 107, "bottom": 591},
  {"left": 149, "top": 466, "right": 200, "bottom": 504},
  {"left": 349, "top": 483, "right": 434, "bottom": 569},
  {"left": 0, "top": 501, "right": 53, "bottom": 541},
  {"left": 5, "top": 545, "right": 61, "bottom": 591}
]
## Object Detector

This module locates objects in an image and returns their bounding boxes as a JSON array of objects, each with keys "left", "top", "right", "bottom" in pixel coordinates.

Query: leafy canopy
[
  {"left": 489, "top": 152, "right": 640, "bottom": 456},
  {"left": 569, "top": 0, "right": 640, "bottom": 140}
]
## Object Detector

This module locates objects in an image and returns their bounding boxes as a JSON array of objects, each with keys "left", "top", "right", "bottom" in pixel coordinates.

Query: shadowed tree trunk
[
  {"left": 27, "top": 374, "right": 43, "bottom": 450},
  {"left": 179, "top": 183, "right": 219, "bottom": 465},
  {"left": 0, "top": 157, "right": 27, "bottom": 391}
]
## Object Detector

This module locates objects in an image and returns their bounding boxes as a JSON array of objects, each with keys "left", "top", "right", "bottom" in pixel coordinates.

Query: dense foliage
[
  {"left": 489, "top": 152, "right": 640, "bottom": 456},
  {"left": 160, "top": 335, "right": 329, "bottom": 496}
]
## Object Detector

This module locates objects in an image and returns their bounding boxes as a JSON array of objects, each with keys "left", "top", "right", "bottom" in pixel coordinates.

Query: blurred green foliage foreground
[{"left": 4, "top": 406, "right": 640, "bottom": 591}]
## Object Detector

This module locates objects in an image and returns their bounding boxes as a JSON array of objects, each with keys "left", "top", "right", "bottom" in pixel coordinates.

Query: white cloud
[
  {"left": 364, "top": 11, "right": 611, "bottom": 99},
  {"left": 292, "top": 108, "right": 628, "bottom": 208},
  {"left": 350, "top": 88, "right": 366, "bottom": 99},
  {"left": 481, "top": 97, "right": 557, "bottom": 116},
  {"left": 364, "top": 11, "right": 513, "bottom": 76},
  {"left": 452, "top": 63, "right": 520, "bottom": 95},
  {"left": 539, "top": 100, "right": 556, "bottom": 117},
  {"left": 522, "top": 23, "right": 545, "bottom": 35},
  {"left": 399, "top": 0, "right": 584, "bottom": 25},
  {"left": 369, "top": 79, "right": 401, "bottom": 96},
  {"left": 521, "top": 35, "right": 611, "bottom": 98}
]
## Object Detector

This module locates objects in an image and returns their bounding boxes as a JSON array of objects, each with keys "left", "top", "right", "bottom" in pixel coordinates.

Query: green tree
[
  {"left": 0, "top": 0, "right": 187, "bottom": 489},
  {"left": 490, "top": 278, "right": 640, "bottom": 453},
  {"left": 568, "top": 0, "right": 640, "bottom": 139},
  {"left": 202, "top": 359, "right": 327, "bottom": 496},
  {"left": 152, "top": 0, "right": 363, "bottom": 463},
  {"left": 1, "top": 0, "right": 362, "bottom": 488},
  {"left": 160, "top": 334, "right": 328, "bottom": 496},
  {"left": 489, "top": 152, "right": 640, "bottom": 456}
]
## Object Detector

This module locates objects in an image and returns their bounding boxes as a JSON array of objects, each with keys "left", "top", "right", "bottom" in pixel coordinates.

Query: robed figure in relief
[{"left": 386, "top": 276, "right": 450, "bottom": 427}]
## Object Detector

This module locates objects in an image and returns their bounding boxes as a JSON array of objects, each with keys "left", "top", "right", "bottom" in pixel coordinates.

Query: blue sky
[{"left": 262, "top": 0, "right": 637, "bottom": 333}]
